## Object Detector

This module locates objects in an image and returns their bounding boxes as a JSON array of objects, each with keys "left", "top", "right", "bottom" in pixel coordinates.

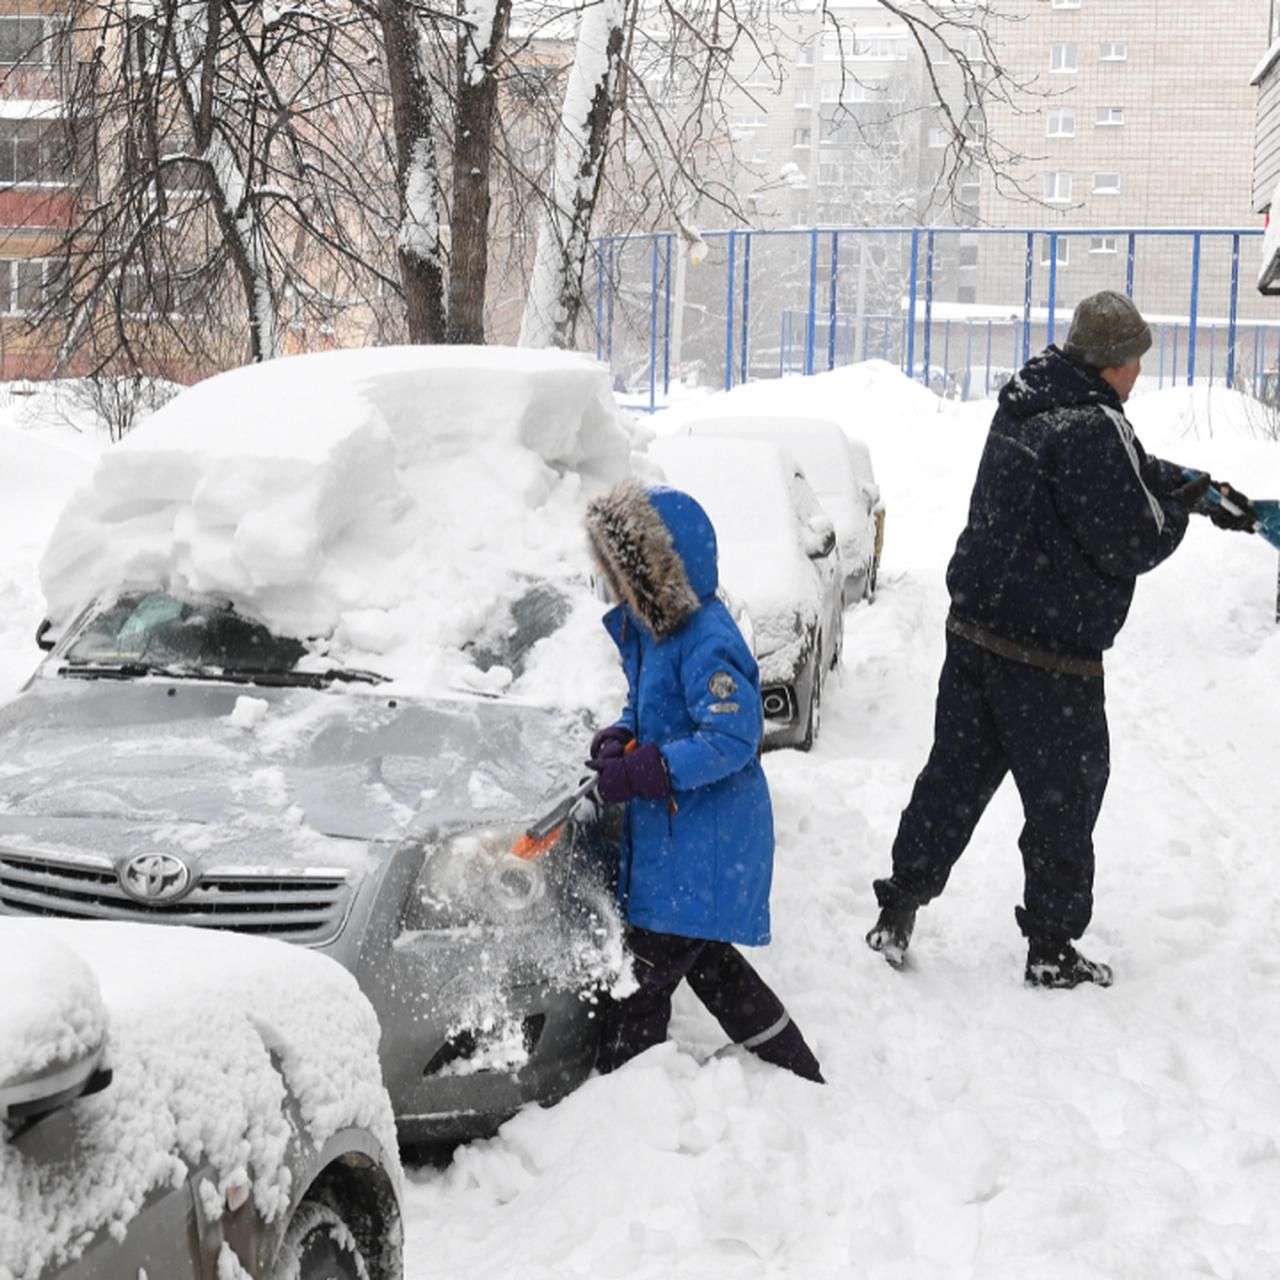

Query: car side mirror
[
  {"left": 35, "top": 619, "right": 57, "bottom": 651},
  {"left": 805, "top": 524, "right": 836, "bottom": 559}
]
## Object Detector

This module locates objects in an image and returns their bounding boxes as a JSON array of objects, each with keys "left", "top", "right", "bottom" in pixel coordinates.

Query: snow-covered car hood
[{"left": 0, "top": 675, "right": 590, "bottom": 866}]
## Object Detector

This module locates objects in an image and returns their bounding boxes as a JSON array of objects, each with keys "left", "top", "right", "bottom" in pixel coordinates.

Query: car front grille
[{"left": 0, "top": 848, "right": 354, "bottom": 945}]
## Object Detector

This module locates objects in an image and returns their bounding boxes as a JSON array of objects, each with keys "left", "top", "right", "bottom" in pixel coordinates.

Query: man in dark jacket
[
  {"left": 584, "top": 480, "right": 823, "bottom": 1080},
  {"left": 865, "top": 290, "right": 1256, "bottom": 988}
]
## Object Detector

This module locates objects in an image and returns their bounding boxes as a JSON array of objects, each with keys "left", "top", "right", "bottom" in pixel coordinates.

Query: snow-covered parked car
[
  {"left": 0, "top": 346, "right": 635, "bottom": 1145},
  {"left": 1, "top": 918, "right": 402, "bottom": 1280},
  {"left": 647, "top": 434, "right": 843, "bottom": 750},
  {"left": 681, "top": 413, "right": 884, "bottom": 606}
]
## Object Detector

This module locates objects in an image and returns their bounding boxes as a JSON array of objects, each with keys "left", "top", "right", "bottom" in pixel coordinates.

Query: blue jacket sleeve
[
  {"left": 660, "top": 637, "right": 762, "bottom": 793},
  {"left": 1047, "top": 406, "right": 1188, "bottom": 580}
]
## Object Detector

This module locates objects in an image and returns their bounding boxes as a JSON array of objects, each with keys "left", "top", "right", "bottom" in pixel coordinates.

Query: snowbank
[
  {"left": 0, "top": 919, "right": 398, "bottom": 1280},
  {"left": 39, "top": 347, "right": 635, "bottom": 703}
]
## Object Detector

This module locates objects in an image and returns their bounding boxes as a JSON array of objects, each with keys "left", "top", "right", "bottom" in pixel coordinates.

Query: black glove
[{"left": 1204, "top": 480, "right": 1257, "bottom": 532}]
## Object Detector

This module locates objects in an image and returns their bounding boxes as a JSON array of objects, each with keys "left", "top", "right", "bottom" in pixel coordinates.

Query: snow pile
[
  {"left": 39, "top": 346, "right": 635, "bottom": 701},
  {"left": 399, "top": 361, "right": 1280, "bottom": 1277},
  {"left": 0, "top": 919, "right": 398, "bottom": 1280},
  {"left": 0, "top": 929, "right": 105, "bottom": 1089}
]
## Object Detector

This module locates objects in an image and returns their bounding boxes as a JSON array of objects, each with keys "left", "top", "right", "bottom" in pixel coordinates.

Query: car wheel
[
  {"left": 864, "top": 550, "right": 880, "bottom": 603},
  {"left": 274, "top": 1200, "right": 371, "bottom": 1280},
  {"left": 800, "top": 651, "right": 823, "bottom": 751}
]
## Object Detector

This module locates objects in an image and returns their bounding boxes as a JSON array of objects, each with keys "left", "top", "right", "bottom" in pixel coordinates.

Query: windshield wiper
[
  {"left": 59, "top": 661, "right": 388, "bottom": 687},
  {"left": 218, "top": 666, "right": 390, "bottom": 687},
  {"left": 60, "top": 660, "right": 194, "bottom": 681}
]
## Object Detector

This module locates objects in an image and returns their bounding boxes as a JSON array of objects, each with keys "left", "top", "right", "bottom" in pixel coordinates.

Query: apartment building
[
  {"left": 0, "top": 4, "right": 74, "bottom": 378},
  {"left": 978, "top": 0, "right": 1268, "bottom": 321},
  {"left": 1252, "top": 0, "right": 1280, "bottom": 291}
]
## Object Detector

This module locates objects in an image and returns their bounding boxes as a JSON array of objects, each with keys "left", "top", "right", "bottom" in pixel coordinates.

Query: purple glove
[
  {"left": 590, "top": 742, "right": 670, "bottom": 805},
  {"left": 588, "top": 724, "right": 634, "bottom": 767}
]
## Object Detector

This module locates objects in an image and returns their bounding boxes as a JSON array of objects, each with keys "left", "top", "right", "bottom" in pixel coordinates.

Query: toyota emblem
[{"left": 119, "top": 853, "right": 192, "bottom": 904}]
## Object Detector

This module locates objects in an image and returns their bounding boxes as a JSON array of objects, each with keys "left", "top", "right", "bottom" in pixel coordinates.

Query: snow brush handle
[{"left": 510, "top": 773, "right": 600, "bottom": 861}]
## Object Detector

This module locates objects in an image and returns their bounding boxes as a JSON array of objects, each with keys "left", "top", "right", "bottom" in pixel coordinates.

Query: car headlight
[{"left": 403, "top": 825, "right": 549, "bottom": 931}]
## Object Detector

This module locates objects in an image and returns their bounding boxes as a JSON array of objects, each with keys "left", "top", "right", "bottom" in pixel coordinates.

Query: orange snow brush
[{"left": 511, "top": 774, "right": 600, "bottom": 860}]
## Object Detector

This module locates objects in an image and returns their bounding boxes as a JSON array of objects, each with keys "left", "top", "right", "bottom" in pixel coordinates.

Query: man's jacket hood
[
  {"left": 997, "top": 345, "right": 1119, "bottom": 421},
  {"left": 585, "top": 481, "right": 718, "bottom": 637}
]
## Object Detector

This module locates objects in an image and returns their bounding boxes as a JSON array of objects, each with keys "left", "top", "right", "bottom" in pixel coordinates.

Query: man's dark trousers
[
  {"left": 596, "top": 926, "right": 824, "bottom": 1082},
  {"left": 875, "top": 630, "right": 1110, "bottom": 940}
]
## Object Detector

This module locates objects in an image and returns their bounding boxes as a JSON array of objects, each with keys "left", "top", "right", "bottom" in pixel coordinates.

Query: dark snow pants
[
  {"left": 874, "top": 629, "right": 1110, "bottom": 941},
  {"left": 596, "top": 926, "right": 824, "bottom": 1083}
]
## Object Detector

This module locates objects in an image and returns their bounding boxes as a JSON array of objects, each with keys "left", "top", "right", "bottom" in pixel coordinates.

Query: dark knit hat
[{"left": 1063, "top": 290, "right": 1152, "bottom": 369}]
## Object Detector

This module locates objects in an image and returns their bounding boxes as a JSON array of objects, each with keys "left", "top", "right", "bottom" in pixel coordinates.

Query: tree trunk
[
  {"left": 378, "top": 0, "right": 447, "bottom": 344},
  {"left": 519, "top": 0, "right": 626, "bottom": 350},
  {"left": 446, "top": 0, "right": 511, "bottom": 344}
]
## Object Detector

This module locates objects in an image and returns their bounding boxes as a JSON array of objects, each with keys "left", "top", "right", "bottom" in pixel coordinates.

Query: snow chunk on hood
[{"left": 38, "top": 346, "right": 634, "bottom": 693}]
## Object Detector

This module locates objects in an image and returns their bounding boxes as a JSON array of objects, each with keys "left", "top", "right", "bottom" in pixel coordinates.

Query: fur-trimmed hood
[{"left": 585, "top": 481, "right": 717, "bottom": 637}]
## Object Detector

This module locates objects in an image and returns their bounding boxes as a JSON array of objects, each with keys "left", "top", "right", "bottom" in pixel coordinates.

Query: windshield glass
[{"left": 62, "top": 591, "right": 307, "bottom": 674}]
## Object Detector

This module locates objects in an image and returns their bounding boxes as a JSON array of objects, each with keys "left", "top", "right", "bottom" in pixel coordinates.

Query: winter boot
[
  {"left": 865, "top": 905, "right": 916, "bottom": 970},
  {"left": 1024, "top": 938, "right": 1113, "bottom": 989}
]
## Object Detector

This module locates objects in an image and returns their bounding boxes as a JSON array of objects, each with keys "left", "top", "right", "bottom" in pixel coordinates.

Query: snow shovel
[
  {"left": 510, "top": 774, "right": 599, "bottom": 861},
  {"left": 1184, "top": 472, "right": 1280, "bottom": 552}
]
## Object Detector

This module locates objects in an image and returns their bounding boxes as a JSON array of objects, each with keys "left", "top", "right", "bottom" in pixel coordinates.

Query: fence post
[
  {"left": 1227, "top": 233, "right": 1240, "bottom": 390},
  {"left": 964, "top": 320, "right": 973, "bottom": 399},
  {"left": 805, "top": 229, "right": 819, "bottom": 377},
  {"left": 648, "top": 236, "right": 659, "bottom": 412},
  {"left": 906, "top": 228, "right": 920, "bottom": 380},
  {"left": 1126, "top": 233, "right": 1136, "bottom": 299},
  {"left": 985, "top": 320, "right": 993, "bottom": 397},
  {"left": 922, "top": 230, "right": 936, "bottom": 387},
  {"left": 828, "top": 231, "right": 840, "bottom": 371},
  {"left": 1047, "top": 232, "right": 1059, "bottom": 347},
  {"left": 740, "top": 231, "right": 753, "bottom": 386},
  {"left": 1188, "top": 232, "right": 1202, "bottom": 386},
  {"left": 724, "top": 230, "right": 737, "bottom": 392},
  {"left": 1022, "top": 232, "right": 1034, "bottom": 365},
  {"left": 595, "top": 240, "right": 606, "bottom": 362},
  {"left": 606, "top": 240, "right": 615, "bottom": 366}
]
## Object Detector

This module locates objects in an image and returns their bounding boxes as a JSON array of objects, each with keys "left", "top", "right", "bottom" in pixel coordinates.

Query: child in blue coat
[{"left": 584, "top": 480, "right": 823, "bottom": 1083}]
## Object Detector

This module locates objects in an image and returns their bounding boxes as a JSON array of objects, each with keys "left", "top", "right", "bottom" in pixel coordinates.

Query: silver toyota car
[{"left": 0, "top": 583, "right": 623, "bottom": 1145}]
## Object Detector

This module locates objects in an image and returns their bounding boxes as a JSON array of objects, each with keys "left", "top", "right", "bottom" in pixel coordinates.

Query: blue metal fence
[{"left": 586, "top": 226, "right": 1276, "bottom": 411}]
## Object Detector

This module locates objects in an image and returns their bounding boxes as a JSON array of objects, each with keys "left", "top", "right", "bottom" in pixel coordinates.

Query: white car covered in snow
[
  {"left": 681, "top": 413, "right": 884, "bottom": 606},
  {"left": 647, "top": 434, "right": 843, "bottom": 750},
  {"left": 0, "top": 918, "right": 402, "bottom": 1280}
]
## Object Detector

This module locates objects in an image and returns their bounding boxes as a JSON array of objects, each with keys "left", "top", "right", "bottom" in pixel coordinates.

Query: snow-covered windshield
[{"left": 62, "top": 590, "right": 308, "bottom": 677}]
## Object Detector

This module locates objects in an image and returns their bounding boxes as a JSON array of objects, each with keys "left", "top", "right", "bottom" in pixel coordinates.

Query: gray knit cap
[{"left": 1063, "top": 290, "right": 1152, "bottom": 369}]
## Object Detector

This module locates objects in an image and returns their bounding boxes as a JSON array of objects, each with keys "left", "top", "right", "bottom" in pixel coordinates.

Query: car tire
[
  {"left": 864, "top": 551, "right": 880, "bottom": 603},
  {"left": 800, "top": 650, "right": 823, "bottom": 752},
  {"left": 274, "top": 1200, "right": 371, "bottom": 1280}
]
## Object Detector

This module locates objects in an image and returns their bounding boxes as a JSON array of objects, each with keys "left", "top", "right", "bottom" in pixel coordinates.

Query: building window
[
  {"left": 1046, "top": 109, "right": 1076, "bottom": 137},
  {"left": 1050, "top": 42, "right": 1078, "bottom": 72},
  {"left": 1093, "top": 171, "right": 1121, "bottom": 194},
  {"left": 821, "top": 79, "right": 840, "bottom": 103},
  {"left": 0, "top": 16, "right": 61, "bottom": 66},
  {"left": 797, "top": 42, "right": 814, "bottom": 66},
  {"left": 0, "top": 121, "right": 69, "bottom": 186},
  {"left": 1099, "top": 41, "right": 1128, "bottom": 61},
  {"left": 845, "top": 79, "right": 900, "bottom": 103},
  {"left": 928, "top": 44, "right": 951, "bottom": 65},
  {"left": 742, "top": 65, "right": 774, "bottom": 88},
  {"left": 0, "top": 257, "right": 63, "bottom": 315},
  {"left": 1272, "top": 0, "right": 1280, "bottom": 44},
  {"left": 1044, "top": 171, "right": 1072, "bottom": 202},
  {"left": 793, "top": 126, "right": 812, "bottom": 147},
  {"left": 852, "top": 35, "right": 908, "bottom": 60},
  {"left": 928, "top": 127, "right": 949, "bottom": 149},
  {"left": 1051, "top": 0, "right": 1081, "bottom": 7},
  {"left": 957, "top": 285, "right": 977, "bottom": 304},
  {"left": 1096, "top": 106, "right": 1125, "bottom": 127},
  {"left": 730, "top": 113, "right": 768, "bottom": 131},
  {"left": 959, "top": 244, "right": 980, "bottom": 268},
  {"left": 795, "top": 86, "right": 813, "bottom": 108},
  {"left": 1090, "top": 236, "right": 1119, "bottom": 254},
  {"left": 818, "top": 162, "right": 840, "bottom": 186},
  {"left": 121, "top": 267, "right": 206, "bottom": 319},
  {"left": 1039, "top": 238, "right": 1069, "bottom": 267}
]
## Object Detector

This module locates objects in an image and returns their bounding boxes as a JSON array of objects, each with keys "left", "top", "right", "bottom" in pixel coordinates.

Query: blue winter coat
[
  {"left": 598, "top": 487, "right": 774, "bottom": 946},
  {"left": 947, "top": 346, "right": 1189, "bottom": 657}
]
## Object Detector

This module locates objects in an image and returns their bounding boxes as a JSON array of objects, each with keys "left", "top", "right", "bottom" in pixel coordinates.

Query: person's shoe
[
  {"left": 1025, "top": 938, "right": 1113, "bottom": 989},
  {"left": 866, "top": 905, "right": 916, "bottom": 970}
]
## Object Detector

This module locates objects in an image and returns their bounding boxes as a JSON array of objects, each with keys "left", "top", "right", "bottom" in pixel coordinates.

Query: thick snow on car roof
[
  {"left": 38, "top": 346, "right": 635, "bottom": 703},
  {"left": 0, "top": 918, "right": 398, "bottom": 1280},
  {"left": 647, "top": 435, "right": 822, "bottom": 660}
]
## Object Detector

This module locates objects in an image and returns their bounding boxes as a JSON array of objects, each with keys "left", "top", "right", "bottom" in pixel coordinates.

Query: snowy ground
[{"left": 4, "top": 364, "right": 1280, "bottom": 1277}]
